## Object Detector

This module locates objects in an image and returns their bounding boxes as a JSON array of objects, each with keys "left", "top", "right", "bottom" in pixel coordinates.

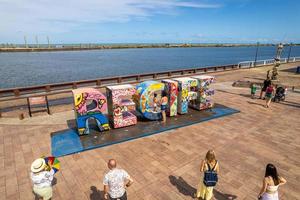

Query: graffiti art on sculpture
[
  {"left": 72, "top": 88, "right": 110, "bottom": 135},
  {"left": 173, "top": 77, "right": 198, "bottom": 114},
  {"left": 161, "top": 79, "right": 178, "bottom": 116},
  {"left": 191, "top": 75, "right": 215, "bottom": 110},
  {"left": 106, "top": 84, "right": 137, "bottom": 128},
  {"left": 134, "top": 81, "right": 165, "bottom": 120}
]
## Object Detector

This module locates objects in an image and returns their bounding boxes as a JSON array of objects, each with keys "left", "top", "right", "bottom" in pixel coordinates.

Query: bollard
[
  {"left": 19, "top": 113, "right": 24, "bottom": 120},
  {"left": 296, "top": 66, "right": 300, "bottom": 74}
]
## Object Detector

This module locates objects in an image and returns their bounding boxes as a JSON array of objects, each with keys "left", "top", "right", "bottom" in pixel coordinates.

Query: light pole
[
  {"left": 47, "top": 36, "right": 50, "bottom": 48},
  {"left": 24, "top": 36, "right": 28, "bottom": 48},
  {"left": 287, "top": 43, "right": 292, "bottom": 63},
  {"left": 254, "top": 42, "right": 259, "bottom": 67},
  {"left": 35, "top": 36, "right": 39, "bottom": 48}
]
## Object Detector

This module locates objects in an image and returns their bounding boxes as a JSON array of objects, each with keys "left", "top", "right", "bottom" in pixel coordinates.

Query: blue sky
[{"left": 0, "top": 0, "right": 299, "bottom": 44}]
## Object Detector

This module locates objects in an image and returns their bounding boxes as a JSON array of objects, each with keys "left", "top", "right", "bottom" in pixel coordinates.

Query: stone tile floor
[{"left": 0, "top": 63, "right": 299, "bottom": 200}]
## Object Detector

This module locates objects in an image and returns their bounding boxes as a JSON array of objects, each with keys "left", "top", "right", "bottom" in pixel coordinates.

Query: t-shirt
[
  {"left": 266, "top": 86, "right": 274, "bottom": 94},
  {"left": 251, "top": 85, "right": 257, "bottom": 93},
  {"left": 31, "top": 169, "right": 55, "bottom": 188},
  {"left": 103, "top": 168, "right": 130, "bottom": 198},
  {"left": 263, "top": 80, "right": 271, "bottom": 89}
]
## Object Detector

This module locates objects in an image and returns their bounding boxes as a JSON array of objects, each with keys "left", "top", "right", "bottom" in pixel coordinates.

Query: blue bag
[{"left": 203, "top": 161, "right": 218, "bottom": 187}]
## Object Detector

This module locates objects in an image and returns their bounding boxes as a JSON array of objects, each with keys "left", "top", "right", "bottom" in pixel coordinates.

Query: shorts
[
  {"left": 265, "top": 93, "right": 272, "bottom": 99},
  {"left": 33, "top": 186, "right": 52, "bottom": 200},
  {"left": 161, "top": 105, "right": 167, "bottom": 111}
]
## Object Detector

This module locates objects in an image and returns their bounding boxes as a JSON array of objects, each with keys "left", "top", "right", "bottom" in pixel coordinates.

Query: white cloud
[{"left": 0, "top": 0, "right": 221, "bottom": 36}]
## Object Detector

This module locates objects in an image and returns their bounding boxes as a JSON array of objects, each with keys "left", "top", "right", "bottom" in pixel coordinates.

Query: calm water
[{"left": 0, "top": 46, "right": 299, "bottom": 89}]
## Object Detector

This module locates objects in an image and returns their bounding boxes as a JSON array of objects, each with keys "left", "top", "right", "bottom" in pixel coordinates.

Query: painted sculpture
[
  {"left": 161, "top": 79, "right": 178, "bottom": 116},
  {"left": 191, "top": 75, "right": 215, "bottom": 110},
  {"left": 106, "top": 84, "right": 137, "bottom": 128},
  {"left": 173, "top": 77, "right": 198, "bottom": 114},
  {"left": 134, "top": 81, "right": 165, "bottom": 120},
  {"left": 72, "top": 88, "right": 110, "bottom": 135}
]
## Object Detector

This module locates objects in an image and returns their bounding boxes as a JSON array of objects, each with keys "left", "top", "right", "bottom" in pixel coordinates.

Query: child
[
  {"left": 265, "top": 83, "right": 275, "bottom": 108},
  {"left": 250, "top": 83, "right": 257, "bottom": 99}
]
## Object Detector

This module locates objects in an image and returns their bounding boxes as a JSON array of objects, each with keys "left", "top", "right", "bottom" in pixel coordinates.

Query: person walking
[
  {"left": 30, "top": 158, "right": 56, "bottom": 200},
  {"left": 251, "top": 83, "right": 257, "bottom": 99},
  {"left": 265, "top": 83, "right": 275, "bottom": 108},
  {"left": 103, "top": 159, "right": 133, "bottom": 200},
  {"left": 260, "top": 77, "right": 271, "bottom": 99},
  {"left": 160, "top": 91, "right": 168, "bottom": 123},
  {"left": 195, "top": 150, "right": 219, "bottom": 200},
  {"left": 258, "top": 163, "right": 287, "bottom": 200}
]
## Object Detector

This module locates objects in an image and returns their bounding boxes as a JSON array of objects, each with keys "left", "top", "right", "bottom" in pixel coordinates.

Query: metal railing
[
  {"left": 238, "top": 56, "right": 300, "bottom": 68},
  {"left": 0, "top": 64, "right": 239, "bottom": 100}
]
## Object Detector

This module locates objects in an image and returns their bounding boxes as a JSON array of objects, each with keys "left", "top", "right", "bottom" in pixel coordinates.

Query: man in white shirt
[{"left": 103, "top": 159, "right": 133, "bottom": 200}]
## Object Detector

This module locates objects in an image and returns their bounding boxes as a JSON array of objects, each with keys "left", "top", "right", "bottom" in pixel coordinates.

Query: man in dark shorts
[{"left": 259, "top": 77, "right": 271, "bottom": 99}]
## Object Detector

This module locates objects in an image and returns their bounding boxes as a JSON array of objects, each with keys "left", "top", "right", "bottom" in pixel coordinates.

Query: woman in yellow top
[{"left": 196, "top": 150, "right": 219, "bottom": 200}]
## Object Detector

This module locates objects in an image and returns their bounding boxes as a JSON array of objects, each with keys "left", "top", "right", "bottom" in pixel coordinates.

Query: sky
[{"left": 0, "top": 0, "right": 299, "bottom": 44}]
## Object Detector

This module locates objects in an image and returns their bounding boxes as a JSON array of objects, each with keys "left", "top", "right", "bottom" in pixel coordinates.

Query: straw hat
[{"left": 31, "top": 158, "right": 46, "bottom": 173}]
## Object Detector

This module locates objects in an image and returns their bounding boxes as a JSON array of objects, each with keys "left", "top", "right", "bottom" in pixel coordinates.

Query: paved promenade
[{"left": 0, "top": 63, "right": 299, "bottom": 199}]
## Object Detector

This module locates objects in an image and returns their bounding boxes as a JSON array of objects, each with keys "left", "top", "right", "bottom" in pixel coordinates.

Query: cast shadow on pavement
[
  {"left": 169, "top": 175, "right": 237, "bottom": 200},
  {"left": 90, "top": 186, "right": 105, "bottom": 200}
]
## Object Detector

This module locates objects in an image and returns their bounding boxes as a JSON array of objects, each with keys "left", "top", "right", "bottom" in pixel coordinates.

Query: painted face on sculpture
[{"left": 75, "top": 93, "right": 87, "bottom": 111}]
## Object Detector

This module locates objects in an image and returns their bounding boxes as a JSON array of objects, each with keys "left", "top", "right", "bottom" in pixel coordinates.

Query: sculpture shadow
[
  {"left": 247, "top": 101, "right": 265, "bottom": 107},
  {"left": 90, "top": 186, "right": 105, "bottom": 200},
  {"left": 213, "top": 189, "right": 238, "bottom": 200},
  {"left": 169, "top": 175, "right": 196, "bottom": 198},
  {"left": 216, "top": 89, "right": 252, "bottom": 98},
  {"left": 66, "top": 119, "right": 77, "bottom": 129}
]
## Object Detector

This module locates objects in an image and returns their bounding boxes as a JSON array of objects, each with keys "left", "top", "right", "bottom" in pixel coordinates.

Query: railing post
[
  {"left": 117, "top": 77, "right": 122, "bottom": 83},
  {"left": 294, "top": 57, "right": 296, "bottom": 62},
  {"left": 204, "top": 68, "right": 207, "bottom": 72},
  {"left": 72, "top": 83, "right": 77, "bottom": 89},
  {"left": 264, "top": 61, "right": 266, "bottom": 65},
  {"left": 168, "top": 72, "right": 172, "bottom": 77},
  {"left": 13, "top": 89, "right": 20, "bottom": 96},
  {"left": 136, "top": 75, "right": 140, "bottom": 81},
  {"left": 45, "top": 85, "right": 51, "bottom": 92},
  {"left": 153, "top": 74, "right": 157, "bottom": 79},
  {"left": 96, "top": 80, "right": 101, "bottom": 86}
]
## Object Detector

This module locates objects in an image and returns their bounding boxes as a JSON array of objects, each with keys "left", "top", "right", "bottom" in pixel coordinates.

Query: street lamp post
[
  {"left": 287, "top": 43, "right": 292, "bottom": 63},
  {"left": 254, "top": 42, "right": 259, "bottom": 67}
]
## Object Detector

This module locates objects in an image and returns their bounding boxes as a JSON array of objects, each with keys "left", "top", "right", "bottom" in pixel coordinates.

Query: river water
[{"left": 0, "top": 46, "right": 299, "bottom": 89}]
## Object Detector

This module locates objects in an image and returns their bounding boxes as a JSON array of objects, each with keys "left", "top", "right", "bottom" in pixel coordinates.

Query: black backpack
[{"left": 203, "top": 161, "right": 218, "bottom": 187}]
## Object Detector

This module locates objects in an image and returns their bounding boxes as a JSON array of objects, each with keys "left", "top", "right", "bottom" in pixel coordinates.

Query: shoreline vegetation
[{"left": 1, "top": 43, "right": 299, "bottom": 53}]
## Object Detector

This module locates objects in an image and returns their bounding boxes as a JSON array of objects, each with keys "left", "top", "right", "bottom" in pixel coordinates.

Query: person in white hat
[{"left": 30, "top": 158, "right": 55, "bottom": 200}]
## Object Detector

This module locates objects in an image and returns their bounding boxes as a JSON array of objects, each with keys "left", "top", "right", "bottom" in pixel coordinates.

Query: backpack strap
[
  {"left": 206, "top": 162, "right": 211, "bottom": 171},
  {"left": 212, "top": 161, "right": 218, "bottom": 171}
]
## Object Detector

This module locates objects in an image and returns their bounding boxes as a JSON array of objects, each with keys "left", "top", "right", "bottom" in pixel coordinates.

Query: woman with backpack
[
  {"left": 258, "top": 163, "right": 287, "bottom": 200},
  {"left": 195, "top": 150, "right": 219, "bottom": 200}
]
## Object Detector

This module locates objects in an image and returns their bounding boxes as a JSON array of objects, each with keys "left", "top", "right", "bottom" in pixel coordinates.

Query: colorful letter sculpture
[
  {"left": 161, "top": 79, "right": 178, "bottom": 116},
  {"left": 173, "top": 77, "right": 198, "bottom": 114},
  {"left": 106, "top": 84, "right": 137, "bottom": 128},
  {"left": 191, "top": 75, "right": 215, "bottom": 110},
  {"left": 72, "top": 88, "right": 110, "bottom": 135},
  {"left": 134, "top": 81, "right": 165, "bottom": 120}
]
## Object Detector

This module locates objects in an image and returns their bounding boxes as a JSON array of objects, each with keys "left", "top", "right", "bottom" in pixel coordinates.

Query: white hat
[{"left": 31, "top": 158, "right": 46, "bottom": 173}]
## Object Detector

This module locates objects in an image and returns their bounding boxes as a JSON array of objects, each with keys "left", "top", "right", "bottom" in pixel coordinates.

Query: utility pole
[
  {"left": 47, "top": 36, "right": 50, "bottom": 48},
  {"left": 35, "top": 36, "right": 39, "bottom": 48},
  {"left": 254, "top": 42, "right": 259, "bottom": 67},
  {"left": 287, "top": 43, "right": 292, "bottom": 63},
  {"left": 24, "top": 36, "right": 28, "bottom": 48}
]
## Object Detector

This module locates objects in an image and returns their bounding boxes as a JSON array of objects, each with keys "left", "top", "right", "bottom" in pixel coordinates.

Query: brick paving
[{"left": 0, "top": 63, "right": 299, "bottom": 200}]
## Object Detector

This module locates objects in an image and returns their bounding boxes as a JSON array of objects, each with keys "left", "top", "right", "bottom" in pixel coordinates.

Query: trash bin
[{"left": 296, "top": 66, "right": 300, "bottom": 74}]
